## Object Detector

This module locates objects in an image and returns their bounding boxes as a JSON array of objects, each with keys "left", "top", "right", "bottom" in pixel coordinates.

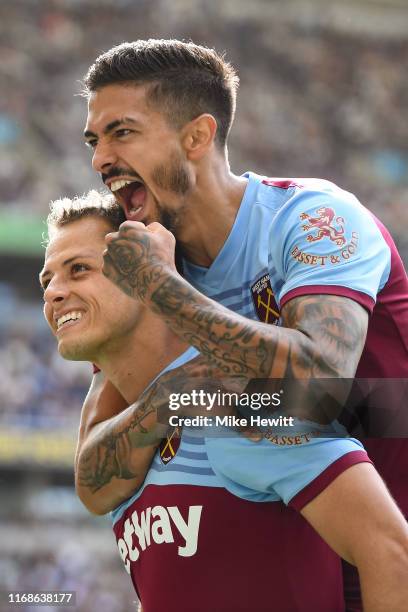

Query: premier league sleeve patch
[{"left": 251, "top": 273, "right": 280, "bottom": 325}]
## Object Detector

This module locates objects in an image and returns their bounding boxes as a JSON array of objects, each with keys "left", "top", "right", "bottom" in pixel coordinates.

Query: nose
[
  {"left": 92, "top": 140, "right": 117, "bottom": 174},
  {"left": 43, "top": 276, "right": 70, "bottom": 307}
]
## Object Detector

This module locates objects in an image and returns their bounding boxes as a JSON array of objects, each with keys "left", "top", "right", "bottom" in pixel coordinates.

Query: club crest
[
  {"left": 251, "top": 274, "right": 280, "bottom": 325},
  {"left": 159, "top": 427, "right": 181, "bottom": 464}
]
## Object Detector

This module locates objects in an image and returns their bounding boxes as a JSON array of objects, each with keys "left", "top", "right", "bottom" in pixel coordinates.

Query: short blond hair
[{"left": 45, "top": 190, "right": 125, "bottom": 244}]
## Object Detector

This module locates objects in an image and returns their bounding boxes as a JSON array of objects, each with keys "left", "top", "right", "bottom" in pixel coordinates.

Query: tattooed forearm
[
  {"left": 103, "top": 229, "right": 368, "bottom": 379},
  {"left": 103, "top": 250, "right": 163, "bottom": 300},
  {"left": 105, "top": 237, "right": 368, "bottom": 378},
  {"left": 77, "top": 393, "right": 158, "bottom": 494},
  {"left": 148, "top": 276, "right": 277, "bottom": 377},
  {"left": 76, "top": 355, "right": 246, "bottom": 509},
  {"left": 148, "top": 272, "right": 368, "bottom": 379}
]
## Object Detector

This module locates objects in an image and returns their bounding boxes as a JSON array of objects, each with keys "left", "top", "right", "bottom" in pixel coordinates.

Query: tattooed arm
[
  {"left": 103, "top": 223, "right": 369, "bottom": 381},
  {"left": 75, "top": 372, "right": 163, "bottom": 514},
  {"left": 75, "top": 373, "right": 128, "bottom": 465},
  {"left": 75, "top": 357, "right": 245, "bottom": 515}
]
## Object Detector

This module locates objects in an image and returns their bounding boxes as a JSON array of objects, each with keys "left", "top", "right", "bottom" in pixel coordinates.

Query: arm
[
  {"left": 75, "top": 358, "right": 245, "bottom": 515},
  {"left": 301, "top": 463, "right": 408, "bottom": 612},
  {"left": 148, "top": 284, "right": 367, "bottom": 379},
  {"left": 75, "top": 372, "right": 128, "bottom": 470},
  {"left": 102, "top": 222, "right": 368, "bottom": 380},
  {"left": 75, "top": 372, "right": 163, "bottom": 515}
]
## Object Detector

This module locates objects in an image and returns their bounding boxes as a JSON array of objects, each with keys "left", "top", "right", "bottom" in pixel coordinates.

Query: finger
[
  {"left": 102, "top": 251, "right": 118, "bottom": 276},
  {"left": 105, "top": 231, "right": 119, "bottom": 243},
  {"left": 146, "top": 222, "right": 166, "bottom": 233},
  {"left": 147, "top": 223, "right": 176, "bottom": 245},
  {"left": 119, "top": 220, "right": 146, "bottom": 232}
]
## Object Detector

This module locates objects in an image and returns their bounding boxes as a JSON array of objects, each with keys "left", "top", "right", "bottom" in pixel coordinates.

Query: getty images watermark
[
  {"left": 166, "top": 389, "right": 294, "bottom": 428},
  {"left": 156, "top": 379, "right": 408, "bottom": 439}
]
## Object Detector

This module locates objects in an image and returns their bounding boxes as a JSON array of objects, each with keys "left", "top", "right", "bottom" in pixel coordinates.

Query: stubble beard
[
  {"left": 58, "top": 329, "right": 103, "bottom": 363},
  {"left": 151, "top": 153, "right": 191, "bottom": 233},
  {"left": 59, "top": 338, "right": 93, "bottom": 362}
]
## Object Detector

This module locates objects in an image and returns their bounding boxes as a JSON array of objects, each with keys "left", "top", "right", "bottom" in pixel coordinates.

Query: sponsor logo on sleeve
[
  {"left": 300, "top": 206, "right": 346, "bottom": 246},
  {"left": 251, "top": 274, "right": 280, "bottom": 324},
  {"left": 264, "top": 430, "right": 321, "bottom": 445},
  {"left": 291, "top": 206, "right": 359, "bottom": 265},
  {"left": 117, "top": 504, "right": 203, "bottom": 573}
]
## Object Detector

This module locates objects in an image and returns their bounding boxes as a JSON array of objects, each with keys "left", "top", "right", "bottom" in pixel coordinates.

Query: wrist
[{"left": 140, "top": 262, "right": 179, "bottom": 305}]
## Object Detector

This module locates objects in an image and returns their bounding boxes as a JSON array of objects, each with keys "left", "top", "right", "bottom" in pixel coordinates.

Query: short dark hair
[
  {"left": 83, "top": 39, "right": 240, "bottom": 147},
  {"left": 45, "top": 190, "right": 125, "bottom": 244}
]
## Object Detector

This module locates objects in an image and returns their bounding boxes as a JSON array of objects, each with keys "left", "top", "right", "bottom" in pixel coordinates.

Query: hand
[{"left": 103, "top": 221, "right": 178, "bottom": 300}]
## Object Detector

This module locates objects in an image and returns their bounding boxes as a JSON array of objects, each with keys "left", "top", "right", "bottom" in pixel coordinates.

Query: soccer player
[
  {"left": 40, "top": 193, "right": 408, "bottom": 612},
  {"left": 81, "top": 40, "right": 408, "bottom": 609}
]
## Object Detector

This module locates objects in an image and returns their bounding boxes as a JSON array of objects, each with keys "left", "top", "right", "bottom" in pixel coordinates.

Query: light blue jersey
[
  {"left": 113, "top": 346, "right": 368, "bottom": 525},
  {"left": 111, "top": 173, "right": 404, "bottom": 612},
  {"left": 183, "top": 173, "right": 391, "bottom": 322},
  {"left": 111, "top": 340, "right": 361, "bottom": 611}
]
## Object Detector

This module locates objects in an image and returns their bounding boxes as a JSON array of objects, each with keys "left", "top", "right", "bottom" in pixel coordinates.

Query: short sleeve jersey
[
  {"left": 183, "top": 172, "right": 408, "bottom": 513},
  {"left": 183, "top": 173, "right": 391, "bottom": 318},
  {"left": 112, "top": 346, "right": 370, "bottom": 612}
]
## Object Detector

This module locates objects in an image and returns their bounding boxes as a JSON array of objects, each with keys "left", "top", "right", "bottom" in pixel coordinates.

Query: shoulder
[
  {"left": 271, "top": 179, "right": 366, "bottom": 227},
  {"left": 269, "top": 179, "right": 388, "bottom": 263}
]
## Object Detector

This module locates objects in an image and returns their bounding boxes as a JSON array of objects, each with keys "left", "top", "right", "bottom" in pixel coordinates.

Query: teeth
[
  {"left": 110, "top": 179, "right": 135, "bottom": 192},
  {"left": 57, "top": 311, "right": 82, "bottom": 330},
  {"left": 129, "top": 206, "right": 142, "bottom": 215}
]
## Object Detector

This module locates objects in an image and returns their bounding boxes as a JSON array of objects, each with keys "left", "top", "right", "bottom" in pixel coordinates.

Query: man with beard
[
  {"left": 81, "top": 40, "right": 408, "bottom": 610},
  {"left": 41, "top": 193, "right": 408, "bottom": 612}
]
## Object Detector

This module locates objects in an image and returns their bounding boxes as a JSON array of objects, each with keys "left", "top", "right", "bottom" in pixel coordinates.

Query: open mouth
[{"left": 110, "top": 179, "right": 147, "bottom": 219}]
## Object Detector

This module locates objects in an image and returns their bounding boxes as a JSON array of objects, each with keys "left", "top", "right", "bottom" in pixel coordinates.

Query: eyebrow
[
  {"left": 39, "top": 253, "right": 95, "bottom": 285},
  {"left": 83, "top": 116, "right": 140, "bottom": 140}
]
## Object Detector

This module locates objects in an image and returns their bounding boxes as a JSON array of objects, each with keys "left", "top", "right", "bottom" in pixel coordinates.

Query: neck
[
  {"left": 95, "top": 312, "right": 188, "bottom": 404},
  {"left": 176, "top": 152, "right": 248, "bottom": 267}
]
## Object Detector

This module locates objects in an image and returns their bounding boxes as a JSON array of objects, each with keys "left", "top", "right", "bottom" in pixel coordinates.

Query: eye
[
  {"left": 85, "top": 139, "right": 97, "bottom": 150},
  {"left": 41, "top": 279, "right": 50, "bottom": 292},
  {"left": 71, "top": 263, "right": 90, "bottom": 275},
  {"left": 115, "top": 128, "right": 133, "bottom": 138}
]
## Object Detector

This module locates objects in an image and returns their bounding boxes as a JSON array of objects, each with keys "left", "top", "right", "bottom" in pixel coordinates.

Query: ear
[{"left": 181, "top": 114, "right": 218, "bottom": 161}]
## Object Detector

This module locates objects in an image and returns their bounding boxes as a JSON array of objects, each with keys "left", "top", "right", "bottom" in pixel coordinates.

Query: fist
[{"left": 103, "top": 221, "right": 177, "bottom": 300}]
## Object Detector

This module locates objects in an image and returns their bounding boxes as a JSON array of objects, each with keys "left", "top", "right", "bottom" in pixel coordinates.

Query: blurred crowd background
[{"left": 0, "top": 0, "right": 407, "bottom": 610}]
